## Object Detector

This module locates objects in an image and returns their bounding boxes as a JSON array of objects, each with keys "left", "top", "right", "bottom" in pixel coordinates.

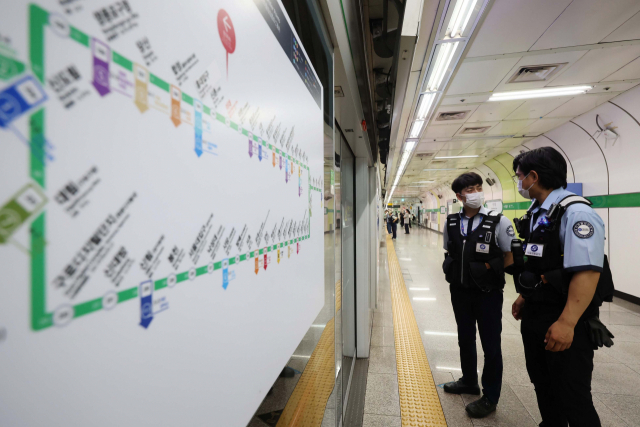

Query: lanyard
[{"left": 460, "top": 213, "right": 481, "bottom": 237}]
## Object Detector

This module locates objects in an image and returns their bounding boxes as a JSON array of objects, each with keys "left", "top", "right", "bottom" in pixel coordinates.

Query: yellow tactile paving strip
[
  {"left": 276, "top": 281, "right": 340, "bottom": 427},
  {"left": 386, "top": 234, "right": 448, "bottom": 427}
]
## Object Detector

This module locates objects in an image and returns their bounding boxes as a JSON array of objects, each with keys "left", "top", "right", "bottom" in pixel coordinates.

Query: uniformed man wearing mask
[
  {"left": 510, "top": 147, "right": 614, "bottom": 427},
  {"left": 441, "top": 172, "right": 514, "bottom": 418}
]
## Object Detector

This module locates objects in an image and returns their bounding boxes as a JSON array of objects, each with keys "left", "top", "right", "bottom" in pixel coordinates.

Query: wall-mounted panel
[{"left": 0, "top": 1, "right": 325, "bottom": 426}]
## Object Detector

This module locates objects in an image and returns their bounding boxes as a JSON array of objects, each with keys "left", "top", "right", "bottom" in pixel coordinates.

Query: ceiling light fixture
[
  {"left": 488, "top": 85, "right": 593, "bottom": 101},
  {"left": 434, "top": 155, "right": 479, "bottom": 159},
  {"left": 409, "top": 120, "right": 425, "bottom": 138},
  {"left": 416, "top": 92, "right": 437, "bottom": 120},
  {"left": 447, "top": 0, "right": 479, "bottom": 38},
  {"left": 425, "top": 41, "right": 460, "bottom": 92}
]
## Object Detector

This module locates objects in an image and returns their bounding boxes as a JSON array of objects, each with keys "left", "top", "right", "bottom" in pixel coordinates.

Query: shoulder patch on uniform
[
  {"left": 573, "top": 221, "right": 595, "bottom": 239},
  {"left": 506, "top": 225, "right": 515, "bottom": 237}
]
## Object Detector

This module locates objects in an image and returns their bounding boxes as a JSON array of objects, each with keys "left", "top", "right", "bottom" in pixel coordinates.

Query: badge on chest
[
  {"left": 525, "top": 243, "right": 544, "bottom": 257},
  {"left": 476, "top": 243, "right": 490, "bottom": 254}
]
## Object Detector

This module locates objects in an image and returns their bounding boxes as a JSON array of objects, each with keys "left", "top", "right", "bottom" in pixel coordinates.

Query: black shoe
[
  {"left": 443, "top": 379, "right": 480, "bottom": 395},
  {"left": 465, "top": 396, "right": 497, "bottom": 418}
]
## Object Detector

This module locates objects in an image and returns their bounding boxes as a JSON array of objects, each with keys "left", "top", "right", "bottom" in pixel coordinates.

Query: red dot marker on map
[{"left": 217, "top": 9, "right": 236, "bottom": 79}]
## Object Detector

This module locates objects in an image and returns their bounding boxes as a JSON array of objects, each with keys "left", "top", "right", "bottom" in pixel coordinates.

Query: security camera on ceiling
[{"left": 485, "top": 177, "right": 496, "bottom": 186}]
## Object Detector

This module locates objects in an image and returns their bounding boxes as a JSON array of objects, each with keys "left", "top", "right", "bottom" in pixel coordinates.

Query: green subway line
[{"left": 63, "top": 14, "right": 310, "bottom": 170}]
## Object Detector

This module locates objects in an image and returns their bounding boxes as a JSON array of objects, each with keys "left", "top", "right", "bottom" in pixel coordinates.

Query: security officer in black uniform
[
  {"left": 509, "top": 147, "right": 614, "bottom": 427},
  {"left": 442, "top": 172, "right": 515, "bottom": 418}
]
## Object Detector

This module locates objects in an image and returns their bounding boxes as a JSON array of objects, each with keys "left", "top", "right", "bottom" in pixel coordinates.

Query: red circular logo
[{"left": 217, "top": 9, "right": 236, "bottom": 54}]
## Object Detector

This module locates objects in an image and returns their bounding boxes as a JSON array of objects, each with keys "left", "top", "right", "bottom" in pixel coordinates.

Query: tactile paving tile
[
  {"left": 276, "top": 317, "right": 335, "bottom": 427},
  {"left": 386, "top": 235, "right": 448, "bottom": 427},
  {"left": 336, "top": 279, "right": 342, "bottom": 313}
]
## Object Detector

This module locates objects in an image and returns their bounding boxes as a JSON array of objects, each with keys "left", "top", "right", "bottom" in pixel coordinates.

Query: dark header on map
[{"left": 253, "top": 0, "right": 322, "bottom": 109}]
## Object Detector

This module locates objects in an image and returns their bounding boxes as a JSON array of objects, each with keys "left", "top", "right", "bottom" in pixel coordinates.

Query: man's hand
[
  {"left": 545, "top": 318, "right": 574, "bottom": 352},
  {"left": 512, "top": 295, "right": 525, "bottom": 320},
  {"left": 485, "top": 263, "right": 491, "bottom": 269}
]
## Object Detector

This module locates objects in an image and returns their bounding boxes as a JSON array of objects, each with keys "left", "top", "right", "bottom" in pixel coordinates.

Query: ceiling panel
[
  {"left": 441, "top": 140, "right": 475, "bottom": 150},
  {"left": 545, "top": 93, "right": 617, "bottom": 118},
  {"left": 461, "top": 148, "right": 490, "bottom": 156},
  {"left": 423, "top": 123, "right": 462, "bottom": 138},
  {"left": 467, "top": 139, "right": 502, "bottom": 149},
  {"left": 550, "top": 45, "right": 640, "bottom": 86},
  {"left": 441, "top": 93, "right": 490, "bottom": 105},
  {"left": 590, "top": 82, "right": 639, "bottom": 93},
  {"left": 417, "top": 141, "right": 445, "bottom": 152},
  {"left": 605, "top": 57, "right": 640, "bottom": 81},
  {"left": 485, "top": 119, "right": 537, "bottom": 135},
  {"left": 434, "top": 150, "right": 463, "bottom": 157},
  {"left": 492, "top": 51, "right": 588, "bottom": 92},
  {"left": 467, "top": 0, "right": 573, "bottom": 57},
  {"left": 431, "top": 105, "right": 479, "bottom": 124},
  {"left": 505, "top": 97, "right": 572, "bottom": 120},
  {"left": 602, "top": 11, "right": 640, "bottom": 42},
  {"left": 520, "top": 118, "right": 571, "bottom": 135},
  {"left": 467, "top": 101, "right": 524, "bottom": 122},
  {"left": 446, "top": 57, "right": 521, "bottom": 95},
  {"left": 497, "top": 138, "right": 531, "bottom": 148},
  {"left": 531, "top": 0, "right": 640, "bottom": 50}
]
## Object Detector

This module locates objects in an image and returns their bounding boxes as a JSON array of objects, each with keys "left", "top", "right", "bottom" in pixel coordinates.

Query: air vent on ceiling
[
  {"left": 430, "top": 160, "right": 447, "bottom": 164},
  {"left": 461, "top": 126, "right": 491, "bottom": 135},
  {"left": 507, "top": 63, "right": 567, "bottom": 83},
  {"left": 436, "top": 110, "right": 470, "bottom": 121},
  {"left": 415, "top": 152, "right": 434, "bottom": 158}
]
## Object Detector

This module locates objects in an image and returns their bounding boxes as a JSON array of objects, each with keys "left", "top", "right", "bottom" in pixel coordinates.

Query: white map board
[{"left": 0, "top": 1, "right": 324, "bottom": 426}]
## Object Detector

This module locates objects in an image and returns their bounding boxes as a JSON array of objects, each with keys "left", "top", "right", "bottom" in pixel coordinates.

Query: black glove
[{"left": 584, "top": 316, "right": 615, "bottom": 349}]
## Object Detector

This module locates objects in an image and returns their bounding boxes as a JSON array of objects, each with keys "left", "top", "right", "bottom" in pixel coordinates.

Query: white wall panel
[
  {"left": 572, "top": 101, "right": 640, "bottom": 194},
  {"left": 544, "top": 124, "right": 608, "bottom": 196},
  {"left": 609, "top": 208, "right": 640, "bottom": 297},
  {"left": 609, "top": 84, "right": 640, "bottom": 118}
]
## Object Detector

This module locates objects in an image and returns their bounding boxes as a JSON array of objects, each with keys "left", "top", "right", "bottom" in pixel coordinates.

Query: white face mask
[
  {"left": 463, "top": 192, "right": 484, "bottom": 209},
  {"left": 517, "top": 173, "right": 535, "bottom": 199}
]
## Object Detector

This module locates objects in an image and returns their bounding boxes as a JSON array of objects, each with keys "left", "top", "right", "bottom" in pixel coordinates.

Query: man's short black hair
[
  {"left": 451, "top": 172, "right": 483, "bottom": 194},
  {"left": 513, "top": 147, "right": 567, "bottom": 190}
]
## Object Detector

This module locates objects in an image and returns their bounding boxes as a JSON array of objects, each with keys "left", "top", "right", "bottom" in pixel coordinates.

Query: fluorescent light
[
  {"left": 447, "top": 0, "right": 479, "bottom": 38},
  {"left": 413, "top": 297, "right": 436, "bottom": 301},
  {"left": 426, "top": 41, "right": 459, "bottom": 92},
  {"left": 488, "top": 85, "right": 592, "bottom": 101},
  {"left": 416, "top": 93, "right": 437, "bottom": 120},
  {"left": 409, "top": 120, "right": 425, "bottom": 138},
  {"left": 424, "top": 331, "right": 458, "bottom": 336},
  {"left": 409, "top": 287, "right": 430, "bottom": 290},
  {"left": 434, "top": 155, "right": 479, "bottom": 159},
  {"left": 404, "top": 139, "right": 418, "bottom": 152}
]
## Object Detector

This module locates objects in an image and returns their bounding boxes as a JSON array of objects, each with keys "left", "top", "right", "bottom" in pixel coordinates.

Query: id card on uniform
[
  {"left": 525, "top": 243, "right": 544, "bottom": 257},
  {"left": 476, "top": 243, "right": 490, "bottom": 254}
]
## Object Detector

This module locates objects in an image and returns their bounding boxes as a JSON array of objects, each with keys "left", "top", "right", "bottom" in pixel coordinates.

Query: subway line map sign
[{"left": 0, "top": 1, "right": 324, "bottom": 426}]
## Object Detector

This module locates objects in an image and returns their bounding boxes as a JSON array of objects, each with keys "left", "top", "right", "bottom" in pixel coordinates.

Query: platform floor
[{"left": 366, "top": 226, "right": 640, "bottom": 427}]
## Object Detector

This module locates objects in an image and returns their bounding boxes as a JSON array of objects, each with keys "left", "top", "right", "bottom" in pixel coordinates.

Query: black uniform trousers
[
  {"left": 391, "top": 222, "right": 397, "bottom": 239},
  {"left": 521, "top": 302, "right": 601, "bottom": 427},
  {"left": 450, "top": 285, "right": 503, "bottom": 404},
  {"left": 405, "top": 224, "right": 410, "bottom": 234}
]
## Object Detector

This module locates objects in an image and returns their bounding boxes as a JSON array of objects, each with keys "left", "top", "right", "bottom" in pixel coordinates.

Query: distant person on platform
[
  {"left": 404, "top": 209, "right": 411, "bottom": 234},
  {"left": 391, "top": 211, "right": 398, "bottom": 239},
  {"left": 400, "top": 209, "right": 405, "bottom": 228},
  {"left": 441, "top": 172, "right": 514, "bottom": 418},
  {"left": 385, "top": 210, "right": 393, "bottom": 235}
]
